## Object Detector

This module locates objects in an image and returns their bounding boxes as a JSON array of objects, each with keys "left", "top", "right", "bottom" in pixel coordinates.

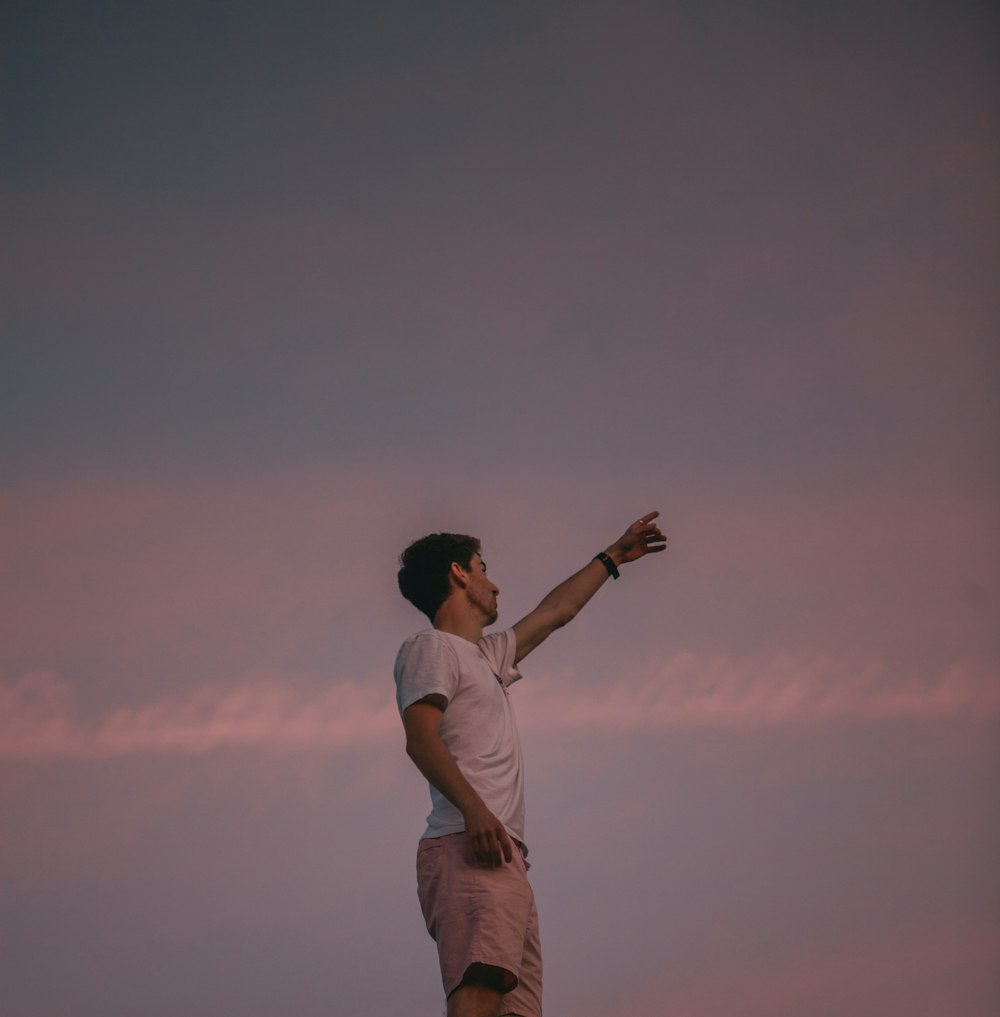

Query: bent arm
[
  {"left": 512, "top": 510, "right": 667, "bottom": 663},
  {"left": 402, "top": 698, "right": 514, "bottom": 866}
]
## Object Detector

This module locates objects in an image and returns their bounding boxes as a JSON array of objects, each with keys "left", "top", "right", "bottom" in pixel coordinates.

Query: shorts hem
[{"left": 443, "top": 960, "right": 518, "bottom": 999}]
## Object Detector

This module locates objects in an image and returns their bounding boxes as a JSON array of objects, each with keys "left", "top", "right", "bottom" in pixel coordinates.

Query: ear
[{"left": 448, "top": 561, "right": 470, "bottom": 590}]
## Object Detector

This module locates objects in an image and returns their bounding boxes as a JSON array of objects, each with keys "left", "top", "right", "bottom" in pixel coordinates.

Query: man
[{"left": 395, "top": 511, "right": 667, "bottom": 1017}]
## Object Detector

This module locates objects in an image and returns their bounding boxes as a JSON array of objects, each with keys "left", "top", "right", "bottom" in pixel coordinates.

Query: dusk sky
[{"left": 2, "top": 2, "right": 999, "bottom": 1015}]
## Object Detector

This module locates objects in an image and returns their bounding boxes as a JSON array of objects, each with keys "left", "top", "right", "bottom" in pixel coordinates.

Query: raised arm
[{"left": 511, "top": 510, "right": 667, "bottom": 664}]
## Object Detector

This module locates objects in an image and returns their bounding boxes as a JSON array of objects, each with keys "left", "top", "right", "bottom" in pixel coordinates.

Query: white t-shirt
[{"left": 394, "top": 627, "right": 526, "bottom": 846}]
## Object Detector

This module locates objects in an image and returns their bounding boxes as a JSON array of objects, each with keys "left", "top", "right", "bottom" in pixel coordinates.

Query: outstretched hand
[
  {"left": 611, "top": 510, "right": 668, "bottom": 564},
  {"left": 512, "top": 508, "right": 669, "bottom": 663}
]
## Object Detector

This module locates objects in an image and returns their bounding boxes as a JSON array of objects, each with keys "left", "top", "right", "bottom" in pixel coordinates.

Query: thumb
[{"left": 500, "top": 828, "right": 514, "bottom": 863}]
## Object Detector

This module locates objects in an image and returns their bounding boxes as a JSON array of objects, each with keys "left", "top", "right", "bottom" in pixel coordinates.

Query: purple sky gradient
[{"left": 3, "top": 2, "right": 999, "bottom": 1015}]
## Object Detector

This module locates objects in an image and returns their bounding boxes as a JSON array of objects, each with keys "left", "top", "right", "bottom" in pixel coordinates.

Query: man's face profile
[{"left": 463, "top": 553, "right": 500, "bottom": 625}]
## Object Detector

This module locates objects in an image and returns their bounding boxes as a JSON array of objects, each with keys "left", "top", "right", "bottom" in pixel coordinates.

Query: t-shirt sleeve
[
  {"left": 478, "top": 629, "right": 524, "bottom": 688},
  {"left": 394, "top": 631, "right": 461, "bottom": 715}
]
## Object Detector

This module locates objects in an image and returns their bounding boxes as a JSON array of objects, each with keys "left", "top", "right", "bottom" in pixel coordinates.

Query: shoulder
[
  {"left": 396, "top": 627, "right": 439, "bottom": 653},
  {"left": 395, "top": 628, "right": 460, "bottom": 672},
  {"left": 393, "top": 629, "right": 463, "bottom": 713},
  {"left": 398, "top": 627, "right": 459, "bottom": 650}
]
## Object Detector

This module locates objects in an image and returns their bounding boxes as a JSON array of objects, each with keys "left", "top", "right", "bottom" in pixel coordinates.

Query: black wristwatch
[{"left": 593, "top": 551, "right": 619, "bottom": 580}]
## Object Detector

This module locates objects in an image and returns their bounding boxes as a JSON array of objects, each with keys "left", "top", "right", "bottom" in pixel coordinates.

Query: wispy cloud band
[
  {"left": 3, "top": 652, "right": 996, "bottom": 760},
  {"left": 519, "top": 652, "right": 1000, "bottom": 732},
  {"left": 0, "top": 670, "right": 398, "bottom": 760}
]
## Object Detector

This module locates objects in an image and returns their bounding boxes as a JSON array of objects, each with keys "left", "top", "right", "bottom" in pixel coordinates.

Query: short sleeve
[
  {"left": 478, "top": 629, "right": 524, "bottom": 688},
  {"left": 394, "top": 630, "right": 461, "bottom": 715}
]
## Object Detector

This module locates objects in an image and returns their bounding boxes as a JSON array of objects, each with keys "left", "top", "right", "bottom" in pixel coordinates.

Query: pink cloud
[
  {"left": 519, "top": 653, "right": 1000, "bottom": 732},
  {"left": 0, "top": 669, "right": 398, "bottom": 760},
  {"left": 2, "top": 471, "right": 997, "bottom": 765},
  {"left": 3, "top": 651, "right": 995, "bottom": 761}
]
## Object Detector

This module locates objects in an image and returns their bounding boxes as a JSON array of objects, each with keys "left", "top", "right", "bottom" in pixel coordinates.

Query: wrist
[
  {"left": 604, "top": 544, "right": 626, "bottom": 568},
  {"left": 594, "top": 549, "right": 621, "bottom": 579}
]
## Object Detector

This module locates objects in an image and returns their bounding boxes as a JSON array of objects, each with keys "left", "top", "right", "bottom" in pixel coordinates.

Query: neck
[{"left": 432, "top": 599, "right": 485, "bottom": 645}]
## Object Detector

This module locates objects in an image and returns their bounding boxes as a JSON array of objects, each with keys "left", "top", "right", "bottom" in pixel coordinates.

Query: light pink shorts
[{"left": 416, "top": 833, "right": 542, "bottom": 1017}]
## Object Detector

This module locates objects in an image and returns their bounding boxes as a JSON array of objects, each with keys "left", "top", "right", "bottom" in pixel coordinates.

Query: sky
[{"left": 2, "top": 1, "right": 999, "bottom": 1015}]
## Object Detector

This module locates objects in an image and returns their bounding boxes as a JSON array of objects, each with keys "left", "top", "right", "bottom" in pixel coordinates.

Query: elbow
[
  {"left": 405, "top": 733, "right": 430, "bottom": 763},
  {"left": 556, "top": 604, "right": 579, "bottom": 628}
]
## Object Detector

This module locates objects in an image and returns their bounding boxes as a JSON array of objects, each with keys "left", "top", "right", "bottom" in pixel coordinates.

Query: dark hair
[{"left": 397, "top": 532, "right": 481, "bottom": 622}]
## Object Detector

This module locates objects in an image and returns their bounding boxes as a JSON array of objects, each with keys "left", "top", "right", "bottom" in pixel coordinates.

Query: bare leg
[{"left": 446, "top": 983, "right": 502, "bottom": 1017}]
